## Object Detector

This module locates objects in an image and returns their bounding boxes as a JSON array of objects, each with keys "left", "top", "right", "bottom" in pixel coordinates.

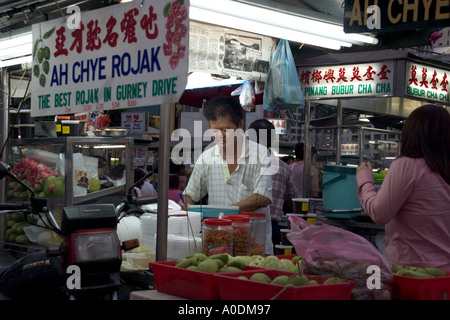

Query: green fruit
[
  {"left": 289, "top": 274, "right": 309, "bottom": 286},
  {"left": 187, "top": 265, "right": 197, "bottom": 271},
  {"left": 43, "top": 46, "right": 50, "bottom": 60},
  {"left": 197, "top": 259, "right": 219, "bottom": 273},
  {"left": 175, "top": 257, "right": 197, "bottom": 268},
  {"left": 250, "top": 273, "right": 272, "bottom": 283},
  {"left": 211, "top": 258, "right": 225, "bottom": 269},
  {"left": 237, "top": 276, "right": 248, "bottom": 280},
  {"left": 228, "top": 257, "right": 246, "bottom": 270},
  {"left": 193, "top": 253, "right": 207, "bottom": 262},
  {"left": 33, "top": 64, "right": 40, "bottom": 77},
  {"left": 291, "top": 256, "right": 301, "bottom": 262},
  {"left": 420, "top": 268, "right": 446, "bottom": 277},
  {"left": 38, "top": 48, "right": 44, "bottom": 63},
  {"left": 208, "top": 253, "right": 229, "bottom": 263},
  {"left": 42, "top": 60, "right": 50, "bottom": 74},
  {"left": 39, "top": 74, "right": 46, "bottom": 87},
  {"left": 308, "top": 280, "right": 319, "bottom": 285},
  {"left": 15, "top": 234, "right": 30, "bottom": 244},
  {"left": 271, "top": 275, "right": 290, "bottom": 285},
  {"left": 323, "top": 277, "right": 344, "bottom": 285},
  {"left": 220, "top": 266, "right": 242, "bottom": 272}
]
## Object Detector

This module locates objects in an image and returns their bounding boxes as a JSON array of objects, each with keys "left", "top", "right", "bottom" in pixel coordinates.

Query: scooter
[{"left": 0, "top": 161, "right": 157, "bottom": 300}]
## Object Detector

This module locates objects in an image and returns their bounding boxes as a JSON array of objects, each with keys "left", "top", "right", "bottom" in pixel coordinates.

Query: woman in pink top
[{"left": 357, "top": 105, "right": 450, "bottom": 270}]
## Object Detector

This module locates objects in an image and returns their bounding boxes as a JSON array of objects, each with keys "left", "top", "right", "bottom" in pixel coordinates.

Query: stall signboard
[
  {"left": 121, "top": 111, "right": 148, "bottom": 132},
  {"left": 299, "top": 61, "right": 395, "bottom": 100},
  {"left": 344, "top": 0, "right": 450, "bottom": 33},
  {"left": 268, "top": 119, "right": 287, "bottom": 135},
  {"left": 405, "top": 61, "right": 449, "bottom": 104},
  {"left": 31, "top": 0, "right": 189, "bottom": 117}
]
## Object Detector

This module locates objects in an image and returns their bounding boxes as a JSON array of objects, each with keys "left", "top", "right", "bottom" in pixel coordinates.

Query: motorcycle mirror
[{"left": 0, "top": 161, "right": 10, "bottom": 179}]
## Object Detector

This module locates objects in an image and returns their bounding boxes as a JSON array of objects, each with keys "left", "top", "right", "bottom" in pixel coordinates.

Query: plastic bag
[
  {"left": 287, "top": 215, "right": 393, "bottom": 300},
  {"left": 263, "top": 39, "right": 304, "bottom": 111},
  {"left": 231, "top": 80, "right": 256, "bottom": 111}
]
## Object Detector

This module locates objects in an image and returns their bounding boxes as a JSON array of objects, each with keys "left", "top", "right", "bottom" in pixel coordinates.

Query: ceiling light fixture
[{"left": 190, "top": 0, "right": 378, "bottom": 50}]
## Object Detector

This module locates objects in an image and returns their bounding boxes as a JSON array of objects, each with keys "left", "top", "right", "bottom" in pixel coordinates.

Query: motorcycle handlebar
[
  {"left": 134, "top": 197, "right": 158, "bottom": 206},
  {"left": 0, "top": 202, "right": 30, "bottom": 211}
]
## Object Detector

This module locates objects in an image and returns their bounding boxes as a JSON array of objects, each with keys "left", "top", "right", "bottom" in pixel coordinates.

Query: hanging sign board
[
  {"left": 299, "top": 61, "right": 395, "bottom": 99},
  {"left": 31, "top": 0, "right": 189, "bottom": 117},
  {"left": 405, "top": 61, "right": 449, "bottom": 103}
]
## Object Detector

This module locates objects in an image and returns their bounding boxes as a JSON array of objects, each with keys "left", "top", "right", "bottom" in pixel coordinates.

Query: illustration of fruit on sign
[
  {"left": 162, "top": 0, "right": 188, "bottom": 69},
  {"left": 33, "top": 27, "right": 55, "bottom": 88}
]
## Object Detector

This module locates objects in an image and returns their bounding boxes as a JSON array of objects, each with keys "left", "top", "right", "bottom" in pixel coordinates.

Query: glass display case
[
  {"left": 2, "top": 136, "right": 134, "bottom": 256},
  {"left": 5, "top": 136, "right": 134, "bottom": 207}
]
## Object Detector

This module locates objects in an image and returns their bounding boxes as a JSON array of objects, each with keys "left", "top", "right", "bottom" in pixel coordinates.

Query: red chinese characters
[
  {"left": 408, "top": 64, "right": 449, "bottom": 92},
  {"left": 49, "top": 5, "right": 170, "bottom": 56}
]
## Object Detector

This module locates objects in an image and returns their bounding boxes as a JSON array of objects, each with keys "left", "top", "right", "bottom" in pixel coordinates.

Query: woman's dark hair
[
  {"left": 169, "top": 174, "right": 180, "bottom": 189},
  {"left": 400, "top": 104, "right": 450, "bottom": 184},
  {"left": 203, "top": 97, "right": 245, "bottom": 127},
  {"left": 294, "top": 142, "right": 318, "bottom": 161},
  {"left": 134, "top": 168, "right": 147, "bottom": 187},
  {"left": 248, "top": 119, "right": 275, "bottom": 149}
]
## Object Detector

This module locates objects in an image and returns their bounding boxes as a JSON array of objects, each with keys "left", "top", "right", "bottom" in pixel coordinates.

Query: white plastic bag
[{"left": 231, "top": 80, "right": 256, "bottom": 111}]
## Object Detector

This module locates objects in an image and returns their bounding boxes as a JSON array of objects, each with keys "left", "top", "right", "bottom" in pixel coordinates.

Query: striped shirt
[{"left": 270, "top": 158, "right": 297, "bottom": 222}]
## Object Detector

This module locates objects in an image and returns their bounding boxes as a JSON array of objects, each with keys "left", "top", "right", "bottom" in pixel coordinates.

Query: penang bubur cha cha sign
[{"left": 31, "top": 0, "right": 189, "bottom": 117}]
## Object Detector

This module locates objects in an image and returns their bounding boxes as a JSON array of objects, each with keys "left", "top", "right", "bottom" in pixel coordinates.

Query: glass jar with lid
[
  {"left": 242, "top": 212, "right": 266, "bottom": 255},
  {"left": 202, "top": 218, "right": 233, "bottom": 256},
  {"left": 222, "top": 215, "right": 251, "bottom": 256}
]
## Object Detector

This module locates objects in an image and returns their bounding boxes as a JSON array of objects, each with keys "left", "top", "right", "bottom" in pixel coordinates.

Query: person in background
[
  {"left": 177, "top": 171, "right": 188, "bottom": 192},
  {"left": 168, "top": 174, "right": 183, "bottom": 203},
  {"left": 357, "top": 104, "right": 450, "bottom": 270},
  {"left": 144, "top": 148, "right": 155, "bottom": 172},
  {"left": 290, "top": 142, "right": 320, "bottom": 198},
  {"left": 133, "top": 168, "right": 157, "bottom": 198},
  {"left": 248, "top": 119, "right": 296, "bottom": 251},
  {"left": 180, "top": 97, "right": 275, "bottom": 255},
  {"left": 280, "top": 155, "right": 294, "bottom": 165}
]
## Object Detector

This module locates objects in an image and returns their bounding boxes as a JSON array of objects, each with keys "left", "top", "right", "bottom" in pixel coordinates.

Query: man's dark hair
[{"left": 203, "top": 97, "right": 245, "bottom": 127}]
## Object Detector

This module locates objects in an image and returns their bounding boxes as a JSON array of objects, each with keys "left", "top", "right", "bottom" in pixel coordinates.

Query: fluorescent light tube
[
  {"left": 191, "top": 0, "right": 378, "bottom": 47},
  {"left": 190, "top": 7, "right": 346, "bottom": 50}
]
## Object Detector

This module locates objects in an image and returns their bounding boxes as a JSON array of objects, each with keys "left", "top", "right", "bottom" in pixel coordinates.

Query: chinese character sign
[
  {"left": 405, "top": 61, "right": 449, "bottom": 104},
  {"left": 121, "top": 111, "right": 147, "bottom": 131},
  {"left": 31, "top": 0, "right": 189, "bottom": 117},
  {"left": 299, "top": 62, "right": 395, "bottom": 99}
]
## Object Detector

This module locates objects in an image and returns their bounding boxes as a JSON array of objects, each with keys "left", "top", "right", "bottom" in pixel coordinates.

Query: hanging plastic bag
[
  {"left": 287, "top": 215, "right": 393, "bottom": 300},
  {"left": 231, "top": 80, "right": 256, "bottom": 111},
  {"left": 263, "top": 39, "right": 304, "bottom": 111}
]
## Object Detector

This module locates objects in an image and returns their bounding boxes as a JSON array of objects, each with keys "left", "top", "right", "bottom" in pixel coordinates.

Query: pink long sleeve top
[{"left": 357, "top": 156, "right": 450, "bottom": 270}]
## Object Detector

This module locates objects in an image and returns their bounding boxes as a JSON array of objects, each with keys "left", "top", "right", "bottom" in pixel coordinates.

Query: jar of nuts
[
  {"left": 242, "top": 212, "right": 266, "bottom": 256},
  {"left": 222, "top": 215, "right": 251, "bottom": 256},
  {"left": 202, "top": 218, "right": 233, "bottom": 256}
]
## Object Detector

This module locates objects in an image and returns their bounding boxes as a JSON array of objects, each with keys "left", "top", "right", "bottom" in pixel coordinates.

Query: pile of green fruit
[
  {"left": 5, "top": 213, "right": 31, "bottom": 244},
  {"left": 239, "top": 272, "right": 344, "bottom": 287},
  {"left": 174, "top": 253, "right": 302, "bottom": 274},
  {"left": 392, "top": 264, "right": 447, "bottom": 278},
  {"left": 175, "top": 253, "right": 242, "bottom": 273}
]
